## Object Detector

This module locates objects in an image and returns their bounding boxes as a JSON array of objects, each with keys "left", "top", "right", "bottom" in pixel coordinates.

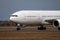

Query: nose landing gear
[
  {"left": 17, "top": 27, "right": 20, "bottom": 30},
  {"left": 16, "top": 24, "right": 23, "bottom": 30}
]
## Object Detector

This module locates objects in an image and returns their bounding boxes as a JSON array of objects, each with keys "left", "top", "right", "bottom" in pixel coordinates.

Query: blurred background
[{"left": 0, "top": 0, "right": 60, "bottom": 26}]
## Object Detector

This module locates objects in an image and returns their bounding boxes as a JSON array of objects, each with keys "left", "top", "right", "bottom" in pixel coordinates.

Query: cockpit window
[{"left": 11, "top": 15, "right": 18, "bottom": 17}]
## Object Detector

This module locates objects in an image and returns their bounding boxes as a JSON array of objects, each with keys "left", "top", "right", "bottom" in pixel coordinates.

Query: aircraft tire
[
  {"left": 58, "top": 27, "right": 60, "bottom": 30},
  {"left": 17, "top": 27, "right": 20, "bottom": 30},
  {"left": 38, "top": 27, "right": 46, "bottom": 30}
]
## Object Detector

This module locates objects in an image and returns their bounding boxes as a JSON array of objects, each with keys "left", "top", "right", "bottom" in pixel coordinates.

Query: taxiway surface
[{"left": 0, "top": 26, "right": 60, "bottom": 40}]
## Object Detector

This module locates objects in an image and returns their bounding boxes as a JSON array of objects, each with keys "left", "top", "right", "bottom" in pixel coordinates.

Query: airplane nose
[
  {"left": 10, "top": 17, "right": 14, "bottom": 21},
  {"left": 10, "top": 17, "right": 12, "bottom": 21},
  {"left": 10, "top": 17, "right": 16, "bottom": 22}
]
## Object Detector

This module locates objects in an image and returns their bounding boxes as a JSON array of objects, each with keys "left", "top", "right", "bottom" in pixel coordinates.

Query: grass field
[{"left": 0, "top": 32, "right": 60, "bottom": 40}]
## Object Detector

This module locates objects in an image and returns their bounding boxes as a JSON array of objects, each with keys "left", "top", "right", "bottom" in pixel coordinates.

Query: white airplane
[{"left": 10, "top": 10, "right": 60, "bottom": 30}]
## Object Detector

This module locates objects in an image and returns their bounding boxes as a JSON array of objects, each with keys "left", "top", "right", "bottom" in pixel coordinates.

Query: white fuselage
[{"left": 10, "top": 10, "right": 60, "bottom": 25}]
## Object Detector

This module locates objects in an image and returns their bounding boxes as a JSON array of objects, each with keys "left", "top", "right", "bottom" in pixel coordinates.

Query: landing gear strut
[
  {"left": 16, "top": 24, "right": 22, "bottom": 30},
  {"left": 38, "top": 25, "right": 46, "bottom": 30}
]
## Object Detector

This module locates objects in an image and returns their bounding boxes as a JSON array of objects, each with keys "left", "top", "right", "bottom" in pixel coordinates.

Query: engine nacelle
[{"left": 53, "top": 19, "right": 60, "bottom": 27}]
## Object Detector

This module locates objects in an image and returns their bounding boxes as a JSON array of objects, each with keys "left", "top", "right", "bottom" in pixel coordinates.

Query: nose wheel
[
  {"left": 17, "top": 27, "right": 20, "bottom": 30},
  {"left": 16, "top": 24, "right": 22, "bottom": 30}
]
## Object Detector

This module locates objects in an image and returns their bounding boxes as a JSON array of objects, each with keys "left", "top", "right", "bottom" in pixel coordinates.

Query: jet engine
[{"left": 53, "top": 19, "right": 60, "bottom": 27}]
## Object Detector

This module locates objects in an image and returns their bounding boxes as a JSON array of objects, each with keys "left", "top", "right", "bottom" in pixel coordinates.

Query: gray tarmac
[
  {"left": 0, "top": 26, "right": 59, "bottom": 32},
  {"left": 0, "top": 29, "right": 60, "bottom": 32},
  {"left": 0, "top": 26, "right": 60, "bottom": 40}
]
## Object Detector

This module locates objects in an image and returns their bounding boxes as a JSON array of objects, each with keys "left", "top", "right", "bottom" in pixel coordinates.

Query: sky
[{"left": 0, "top": 0, "right": 60, "bottom": 21}]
